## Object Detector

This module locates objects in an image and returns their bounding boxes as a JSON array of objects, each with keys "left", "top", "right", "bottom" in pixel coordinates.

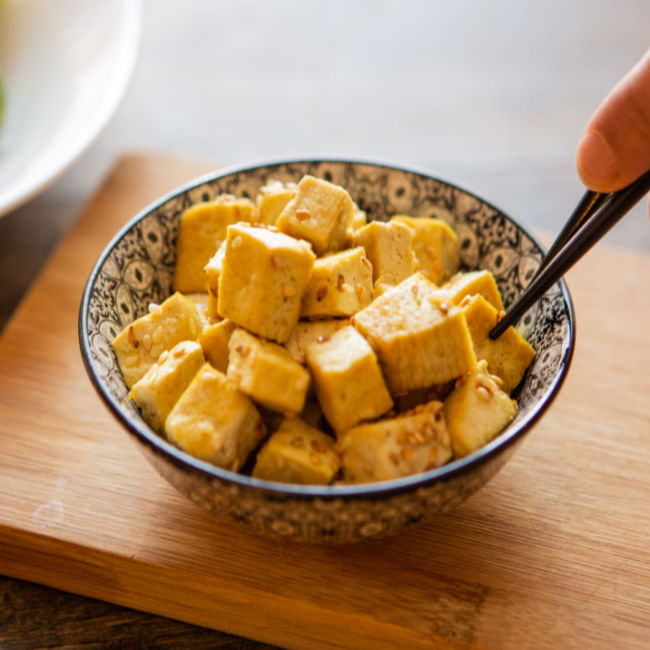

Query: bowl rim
[{"left": 79, "top": 156, "right": 576, "bottom": 499}]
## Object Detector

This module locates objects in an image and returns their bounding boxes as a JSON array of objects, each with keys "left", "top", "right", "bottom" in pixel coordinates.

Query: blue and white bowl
[{"left": 79, "top": 159, "right": 575, "bottom": 543}]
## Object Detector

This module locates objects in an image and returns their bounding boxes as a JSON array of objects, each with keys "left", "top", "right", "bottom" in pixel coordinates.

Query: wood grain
[{"left": 0, "top": 155, "right": 649, "bottom": 650}]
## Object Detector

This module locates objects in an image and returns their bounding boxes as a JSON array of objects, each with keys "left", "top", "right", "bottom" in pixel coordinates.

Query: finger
[{"left": 576, "top": 48, "right": 650, "bottom": 192}]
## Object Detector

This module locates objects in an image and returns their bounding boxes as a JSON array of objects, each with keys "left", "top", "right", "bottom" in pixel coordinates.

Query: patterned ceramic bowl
[{"left": 79, "top": 159, "right": 575, "bottom": 543}]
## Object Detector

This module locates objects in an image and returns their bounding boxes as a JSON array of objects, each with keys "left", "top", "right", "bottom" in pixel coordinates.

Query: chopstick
[{"left": 490, "top": 168, "right": 650, "bottom": 340}]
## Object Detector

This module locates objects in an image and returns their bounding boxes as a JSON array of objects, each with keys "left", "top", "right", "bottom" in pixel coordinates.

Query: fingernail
[{"left": 576, "top": 130, "right": 620, "bottom": 187}]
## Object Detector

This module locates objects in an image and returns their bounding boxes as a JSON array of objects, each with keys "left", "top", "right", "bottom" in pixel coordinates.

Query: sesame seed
[
  {"left": 337, "top": 274, "right": 345, "bottom": 291},
  {"left": 148, "top": 303, "right": 162, "bottom": 315},
  {"left": 311, "top": 439, "right": 327, "bottom": 453},
  {"left": 231, "top": 235, "right": 243, "bottom": 249},
  {"left": 476, "top": 385, "right": 491, "bottom": 401},
  {"left": 425, "top": 246, "right": 438, "bottom": 259},
  {"left": 316, "top": 286, "right": 328, "bottom": 301},
  {"left": 296, "top": 209, "right": 311, "bottom": 221}
]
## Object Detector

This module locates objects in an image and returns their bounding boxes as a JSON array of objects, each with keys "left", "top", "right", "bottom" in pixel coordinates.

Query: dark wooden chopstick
[
  {"left": 490, "top": 168, "right": 650, "bottom": 340},
  {"left": 531, "top": 189, "right": 607, "bottom": 278}
]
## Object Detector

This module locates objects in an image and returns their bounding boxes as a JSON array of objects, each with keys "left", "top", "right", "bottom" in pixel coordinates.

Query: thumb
[{"left": 576, "top": 48, "right": 650, "bottom": 193}]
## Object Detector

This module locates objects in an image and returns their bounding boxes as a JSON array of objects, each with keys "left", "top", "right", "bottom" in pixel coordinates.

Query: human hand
[{"left": 576, "top": 48, "right": 650, "bottom": 218}]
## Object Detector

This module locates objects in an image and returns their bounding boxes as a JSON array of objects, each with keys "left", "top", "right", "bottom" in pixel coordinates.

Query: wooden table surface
[
  {"left": 2, "top": 154, "right": 650, "bottom": 650},
  {"left": 1, "top": 2, "right": 649, "bottom": 648}
]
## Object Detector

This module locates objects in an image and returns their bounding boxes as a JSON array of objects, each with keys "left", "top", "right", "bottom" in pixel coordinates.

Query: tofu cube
[
  {"left": 350, "top": 205, "right": 367, "bottom": 231},
  {"left": 128, "top": 340, "right": 205, "bottom": 431},
  {"left": 164, "top": 363, "right": 266, "bottom": 471},
  {"left": 217, "top": 223, "right": 316, "bottom": 343},
  {"left": 460, "top": 294, "right": 536, "bottom": 394},
  {"left": 351, "top": 220, "right": 417, "bottom": 285},
  {"left": 436, "top": 269, "right": 504, "bottom": 311},
  {"left": 339, "top": 401, "right": 452, "bottom": 483},
  {"left": 352, "top": 273, "right": 476, "bottom": 394},
  {"left": 172, "top": 196, "right": 256, "bottom": 292},
  {"left": 276, "top": 175, "right": 355, "bottom": 255},
  {"left": 204, "top": 241, "right": 226, "bottom": 322},
  {"left": 300, "top": 247, "right": 373, "bottom": 318},
  {"left": 112, "top": 292, "right": 203, "bottom": 388},
  {"left": 284, "top": 319, "right": 350, "bottom": 364},
  {"left": 252, "top": 417, "right": 341, "bottom": 485},
  {"left": 305, "top": 325, "right": 393, "bottom": 433},
  {"left": 256, "top": 180, "right": 297, "bottom": 225},
  {"left": 443, "top": 360, "right": 517, "bottom": 458},
  {"left": 199, "top": 318, "right": 236, "bottom": 373},
  {"left": 391, "top": 216, "right": 460, "bottom": 284},
  {"left": 227, "top": 328, "right": 310, "bottom": 415},
  {"left": 185, "top": 292, "right": 212, "bottom": 331}
]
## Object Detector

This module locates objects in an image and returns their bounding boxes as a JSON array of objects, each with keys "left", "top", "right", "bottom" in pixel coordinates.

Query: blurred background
[{"left": 1, "top": 0, "right": 649, "bottom": 325}]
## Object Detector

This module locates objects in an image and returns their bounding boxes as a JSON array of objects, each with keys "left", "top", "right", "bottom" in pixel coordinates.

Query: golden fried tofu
[
  {"left": 276, "top": 175, "right": 355, "bottom": 255},
  {"left": 252, "top": 417, "right": 340, "bottom": 485},
  {"left": 443, "top": 359, "right": 517, "bottom": 458},
  {"left": 305, "top": 325, "right": 393, "bottom": 434},
  {"left": 164, "top": 363, "right": 266, "bottom": 471},
  {"left": 300, "top": 247, "right": 373, "bottom": 318},
  {"left": 350, "top": 205, "right": 367, "bottom": 231},
  {"left": 128, "top": 340, "right": 205, "bottom": 431},
  {"left": 227, "top": 328, "right": 310, "bottom": 415},
  {"left": 435, "top": 269, "right": 503, "bottom": 311},
  {"left": 391, "top": 216, "right": 459, "bottom": 284},
  {"left": 460, "top": 294, "right": 535, "bottom": 393},
  {"left": 112, "top": 292, "right": 203, "bottom": 388},
  {"left": 198, "top": 318, "right": 236, "bottom": 373},
  {"left": 172, "top": 195, "right": 256, "bottom": 292},
  {"left": 256, "top": 180, "right": 297, "bottom": 225},
  {"left": 284, "top": 319, "right": 349, "bottom": 364},
  {"left": 351, "top": 220, "right": 417, "bottom": 285},
  {"left": 352, "top": 273, "right": 476, "bottom": 394},
  {"left": 185, "top": 292, "right": 212, "bottom": 330},
  {"left": 339, "top": 401, "right": 452, "bottom": 483},
  {"left": 217, "top": 223, "right": 316, "bottom": 343},
  {"left": 204, "top": 241, "right": 226, "bottom": 322}
]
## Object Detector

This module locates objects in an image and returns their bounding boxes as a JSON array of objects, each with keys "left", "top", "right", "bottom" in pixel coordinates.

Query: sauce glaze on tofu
[{"left": 112, "top": 175, "right": 535, "bottom": 485}]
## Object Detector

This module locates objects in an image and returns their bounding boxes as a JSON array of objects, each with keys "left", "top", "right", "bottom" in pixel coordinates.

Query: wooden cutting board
[{"left": 1, "top": 155, "right": 649, "bottom": 650}]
